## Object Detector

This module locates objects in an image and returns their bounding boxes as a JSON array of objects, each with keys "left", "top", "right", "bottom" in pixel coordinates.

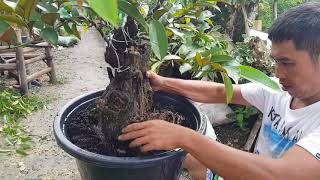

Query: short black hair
[{"left": 268, "top": 2, "right": 320, "bottom": 62}]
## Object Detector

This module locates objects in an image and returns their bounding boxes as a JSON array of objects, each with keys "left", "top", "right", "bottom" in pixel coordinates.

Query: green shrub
[{"left": 0, "top": 89, "right": 48, "bottom": 155}]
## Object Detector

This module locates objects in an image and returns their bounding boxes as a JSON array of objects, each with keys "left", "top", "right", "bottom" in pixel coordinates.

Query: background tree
[
  {"left": 260, "top": 0, "right": 304, "bottom": 31},
  {"left": 226, "top": 0, "right": 260, "bottom": 42}
]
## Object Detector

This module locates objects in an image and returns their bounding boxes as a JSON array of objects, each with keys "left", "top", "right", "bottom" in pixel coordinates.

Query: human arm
[
  {"left": 183, "top": 129, "right": 320, "bottom": 180},
  {"left": 147, "top": 71, "right": 249, "bottom": 105},
  {"left": 118, "top": 120, "right": 320, "bottom": 180}
]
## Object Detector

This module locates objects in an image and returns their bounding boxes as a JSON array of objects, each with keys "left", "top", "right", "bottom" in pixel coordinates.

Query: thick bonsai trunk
[
  {"left": 95, "top": 18, "right": 153, "bottom": 155},
  {"left": 65, "top": 18, "right": 185, "bottom": 157}
]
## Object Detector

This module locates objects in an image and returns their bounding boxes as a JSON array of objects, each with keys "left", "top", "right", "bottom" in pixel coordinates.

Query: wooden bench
[{"left": 0, "top": 42, "right": 57, "bottom": 95}]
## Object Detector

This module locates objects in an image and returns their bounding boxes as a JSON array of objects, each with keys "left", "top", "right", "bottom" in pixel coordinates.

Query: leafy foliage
[
  {"left": 233, "top": 36, "right": 274, "bottom": 77},
  {"left": 227, "top": 106, "right": 260, "bottom": 130},
  {"left": 149, "top": 20, "right": 168, "bottom": 60},
  {"left": 1, "top": 0, "right": 281, "bottom": 104},
  {"left": 260, "top": 0, "right": 304, "bottom": 32},
  {"left": 0, "top": 0, "right": 100, "bottom": 45},
  {"left": 88, "top": 0, "right": 118, "bottom": 28},
  {"left": 229, "top": 36, "right": 274, "bottom": 129},
  {"left": 0, "top": 89, "right": 49, "bottom": 155},
  {"left": 147, "top": 0, "right": 280, "bottom": 103}
]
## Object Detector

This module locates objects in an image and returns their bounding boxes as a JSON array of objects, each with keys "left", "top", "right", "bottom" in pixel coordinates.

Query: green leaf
[
  {"left": 149, "top": 20, "right": 168, "bottom": 60},
  {"left": 239, "top": 65, "right": 281, "bottom": 92},
  {"left": 40, "top": 27, "right": 58, "bottom": 45},
  {"left": 41, "top": 13, "right": 59, "bottom": 26},
  {"left": 163, "top": 55, "right": 181, "bottom": 61},
  {"left": 199, "top": 10, "right": 213, "bottom": 21},
  {"left": 71, "top": 7, "right": 80, "bottom": 18},
  {"left": 0, "top": 22, "right": 16, "bottom": 44},
  {"left": 221, "top": 72, "right": 233, "bottom": 104},
  {"left": 88, "top": 0, "right": 118, "bottom": 28},
  {"left": 179, "top": 63, "right": 192, "bottom": 74},
  {"left": 16, "top": 148, "right": 28, "bottom": 156},
  {"left": 167, "top": 27, "right": 184, "bottom": 38},
  {"left": 118, "top": 11, "right": 127, "bottom": 28},
  {"left": 15, "top": 0, "right": 39, "bottom": 20},
  {"left": 153, "top": 9, "right": 167, "bottom": 20},
  {"left": 31, "top": 11, "right": 44, "bottom": 29},
  {"left": 0, "top": 21, "right": 10, "bottom": 35},
  {"left": 0, "top": 1, "right": 14, "bottom": 13},
  {"left": 63, "top": 24, "right": 73, "bottom": 34},
  {"left": 119, "top": 0, "right": 148, "bottom": 30},
  {"left": 58, "top": 7, "right": 72, "bottom": 19},
  {"left": 37, "top": 2, "right": 58, "bottom": 12},
  {"left": 0, "top": 15, "right": 27, "bottom": 27},
  {"left": 151, "top": 60, "right": 164, "bottom": 73},
  {"left": 224, "top": 66, "right": 240, "bottom": 83},
  {"left": 211, "top": 55, "right": 233, "bottom": 63},
  {"left": 195, "top": 64, "right": 211, "bottom": 79},
  {"left": 71, "top": 23, "right": 81, "bottom": 39}
]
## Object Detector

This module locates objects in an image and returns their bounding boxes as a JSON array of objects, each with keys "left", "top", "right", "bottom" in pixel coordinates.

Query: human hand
[
  {"left": 146, "top": 71, "right": 165, "bottom": 92},
  {"left": 118, "top": 120, "right": 192, "bottom": 152}
]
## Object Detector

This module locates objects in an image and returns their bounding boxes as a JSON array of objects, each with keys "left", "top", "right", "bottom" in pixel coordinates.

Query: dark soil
[
  {"left": 65, "top": 103, "right": 184, "bottom": 157},
  {"left": 214, "top": 115, "right": 259, "bottom": 150},
  {"left": 214, "top": 123, "right": 251, "bottom": 150}
]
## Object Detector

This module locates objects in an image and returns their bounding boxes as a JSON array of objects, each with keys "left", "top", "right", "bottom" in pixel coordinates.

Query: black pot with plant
[{"left": 54, "top": 90, "right": 207, "bottom": 180}]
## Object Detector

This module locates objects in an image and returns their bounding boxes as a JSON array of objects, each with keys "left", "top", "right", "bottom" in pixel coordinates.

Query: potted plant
[
  {"left": 54, "top": 90, "right": 207, "bottom": 180},
  {"left": 52, "top": 0, "right": 211, "bottom": 178}
]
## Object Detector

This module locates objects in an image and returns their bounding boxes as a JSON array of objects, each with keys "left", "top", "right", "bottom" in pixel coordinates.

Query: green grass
[{"left": 0, "top": 89, "right": 51, "bottom": 155}]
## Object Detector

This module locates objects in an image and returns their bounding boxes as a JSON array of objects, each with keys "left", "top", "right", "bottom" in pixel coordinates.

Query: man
[{"left": 118, "top": 2, "right": 320, "bottom": 179}]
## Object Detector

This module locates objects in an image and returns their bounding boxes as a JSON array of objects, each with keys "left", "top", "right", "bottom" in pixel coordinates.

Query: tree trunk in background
[
  {"left": 226, "top": 2, "right": 258, "bottom": 43},
  {"left": 272, "top": 0, "right": 278, "bottom": 20},
  {"left": 241, "top": 5, "right": 250, "bottom": 35}
]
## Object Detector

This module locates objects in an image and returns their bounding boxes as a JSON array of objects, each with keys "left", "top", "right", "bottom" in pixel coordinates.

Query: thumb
[{"left": 146, "top": 71, "right": 153, "bottom": 78}]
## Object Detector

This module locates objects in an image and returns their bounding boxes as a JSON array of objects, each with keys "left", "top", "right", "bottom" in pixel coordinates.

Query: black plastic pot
[{"left": 54, "top": 90, "right": 207, "bottom": 180}]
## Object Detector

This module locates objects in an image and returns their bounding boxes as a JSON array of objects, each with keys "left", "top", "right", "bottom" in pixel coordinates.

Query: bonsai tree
[{"left": 1, "top": 0, "right": 280, "bottom": 156}]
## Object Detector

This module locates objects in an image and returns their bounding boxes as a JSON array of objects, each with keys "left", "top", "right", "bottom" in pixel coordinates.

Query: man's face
[{"left": 271, "top": 40, "right": 320, "bottom": 100}]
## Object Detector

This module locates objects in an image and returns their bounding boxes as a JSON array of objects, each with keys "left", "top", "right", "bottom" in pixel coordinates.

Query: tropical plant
[
  {"left": 233, "top": 36, "right": 274, "bottom": 77},
  {"left": 227, "top": 106, "right": 260, "bottom": 130},
  {"left": 145, "top": 0, "right": 280, "bottom": 103},
  {"left": 0, "top": 0, "right": 99, "bottom": 46},
  {"left": 228, "top": 36, "right": 273, "bottom": 129}
]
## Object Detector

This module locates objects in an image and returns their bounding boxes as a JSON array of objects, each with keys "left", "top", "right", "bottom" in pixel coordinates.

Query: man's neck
[{"left": 291, "top": 93, "right": 320, "bottom": 110}]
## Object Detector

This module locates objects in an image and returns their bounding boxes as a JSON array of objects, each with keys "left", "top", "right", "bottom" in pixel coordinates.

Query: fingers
[
  {"left": 146, "top": 71, "right": 158, "bottom": 79},
  {"left": 118, "top": 129, "right": 147, "bottom": 141},
  {"left": 140, "top": 143, "right": 158, "bottom": 152},
  {"left": 129, "top": 136, "right": 150, "bottom": 148},
  {"left": 146, "top": 71, "right": 152, "bottom": 78},
  {"left": 121, "top": 122, "right": 148, "bottom": 133},
  {"left": 118, "top": 121, "right": 152, "bottom": 141}
]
